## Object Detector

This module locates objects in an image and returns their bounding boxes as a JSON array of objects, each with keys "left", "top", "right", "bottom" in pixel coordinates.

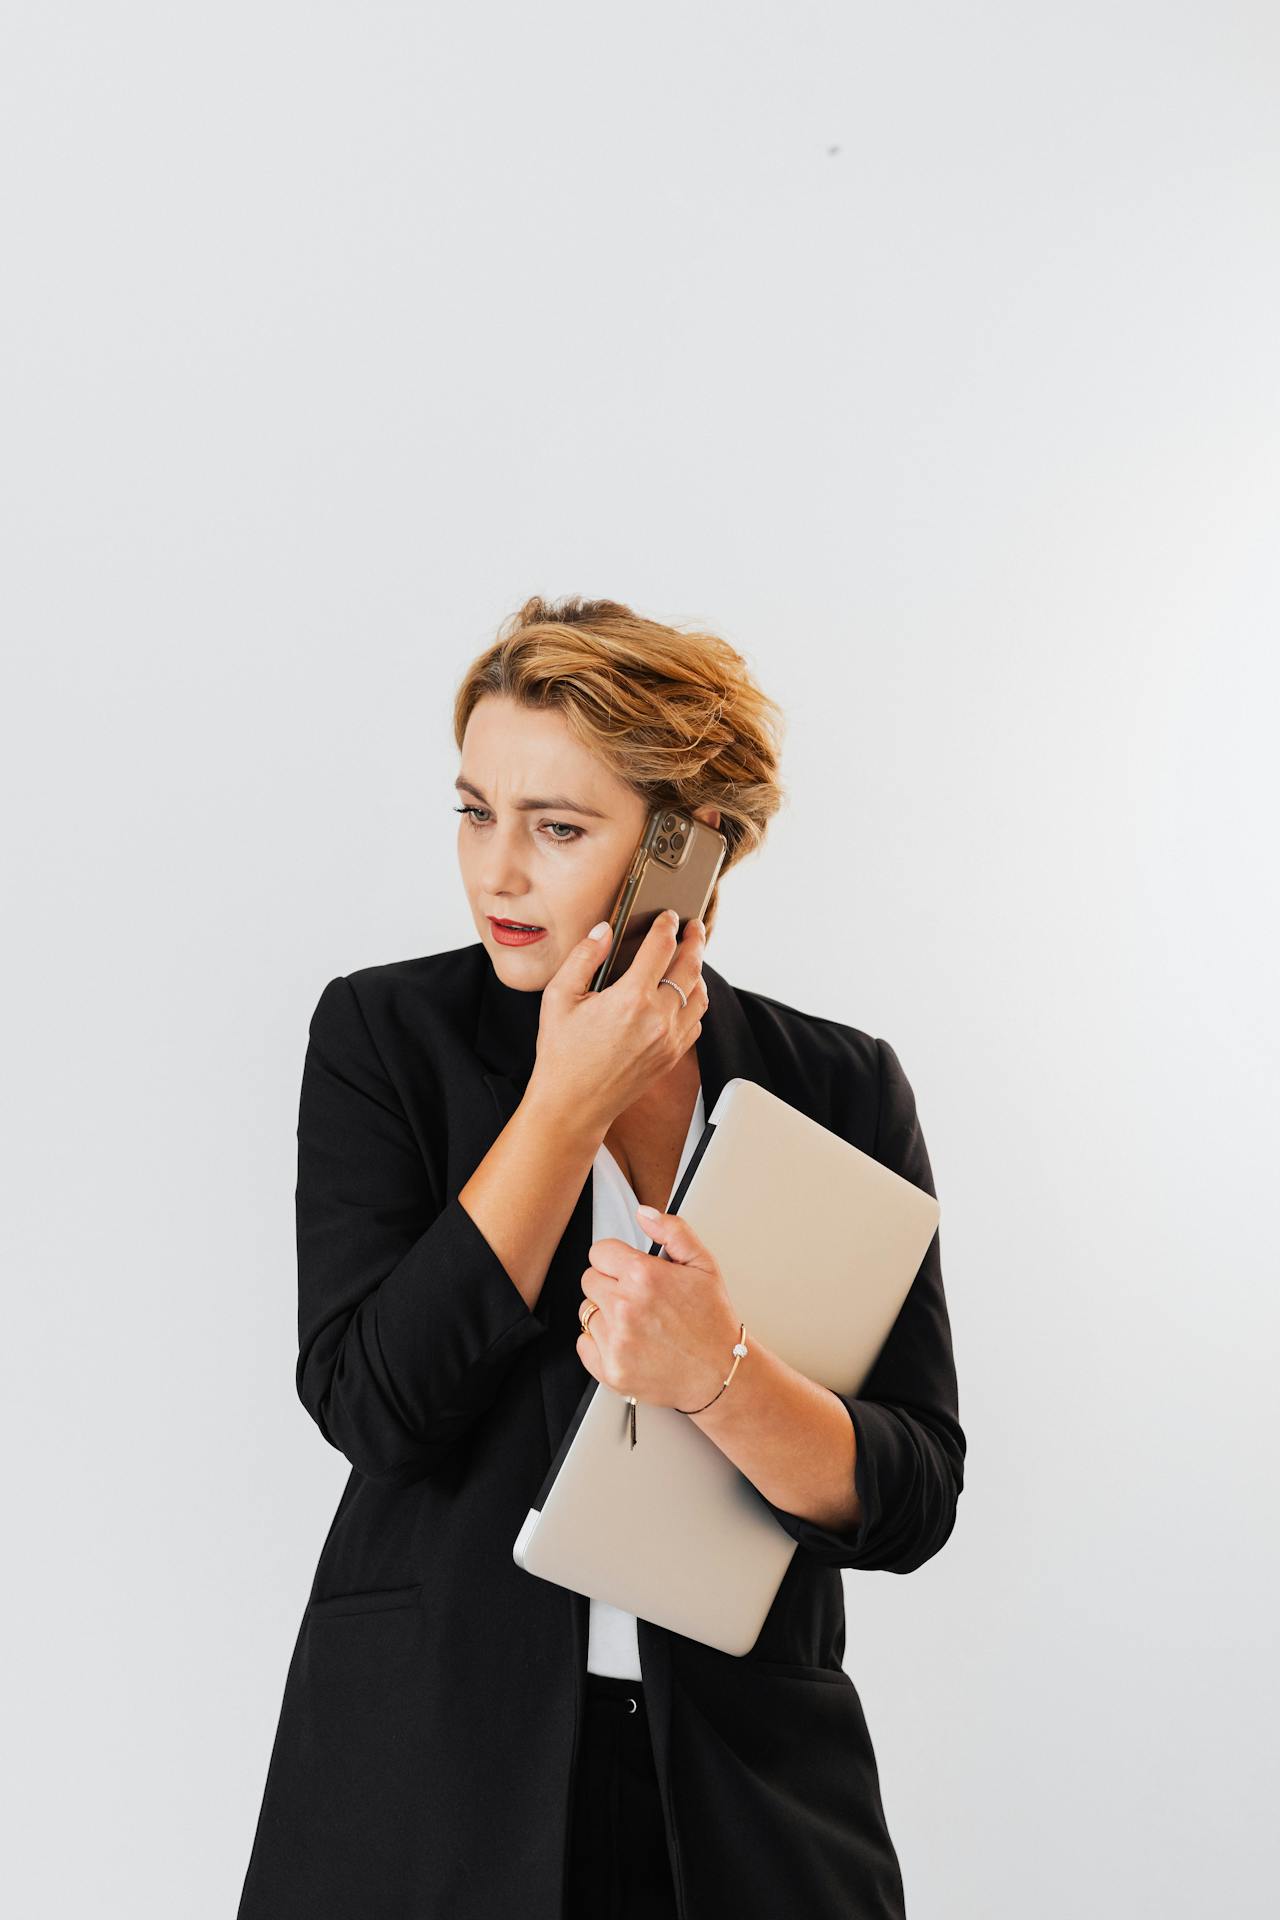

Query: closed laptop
[{"left": 512, "top": 1076, "right": 941, "bottom": 1656}]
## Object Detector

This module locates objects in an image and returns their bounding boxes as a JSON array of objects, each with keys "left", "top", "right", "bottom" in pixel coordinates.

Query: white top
[{"left": 585, "top": 1083, "right": 707, "bottom": 1679}]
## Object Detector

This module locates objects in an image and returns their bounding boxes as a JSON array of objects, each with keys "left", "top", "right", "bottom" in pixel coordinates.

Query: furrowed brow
[{"left": 454, "top": 775, "right": 606, "bottom": 819}]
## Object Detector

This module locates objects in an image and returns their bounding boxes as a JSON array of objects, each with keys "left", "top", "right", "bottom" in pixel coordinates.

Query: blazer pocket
[
  {"left": 295, "top": 1584, "right": 425, "bottom": 1717},
  {"left": 306, "top": 1582, "right": 423, "bottom": 1620}
]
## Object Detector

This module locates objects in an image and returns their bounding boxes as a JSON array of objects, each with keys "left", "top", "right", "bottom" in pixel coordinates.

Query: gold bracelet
[
  {"left": 676, "top": 1322, "right": 749, "bottom": 1415},
  {"left": 626, "top": 1323, "right": 749, "bottom": 1450}
]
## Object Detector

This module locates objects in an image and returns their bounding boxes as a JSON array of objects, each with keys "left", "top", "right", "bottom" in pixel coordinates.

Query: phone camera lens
[{"left": 670, "top": 831, "right": 684, "bottom": 849}]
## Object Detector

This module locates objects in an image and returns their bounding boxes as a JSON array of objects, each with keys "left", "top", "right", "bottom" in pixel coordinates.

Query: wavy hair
[{"left": 452, "top": 595, "right": 787, "bottom": 938}]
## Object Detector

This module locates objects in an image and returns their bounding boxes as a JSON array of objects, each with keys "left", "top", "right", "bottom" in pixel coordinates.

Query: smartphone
[{"left": 588, "top": 805, "right": 727, "bottom": 993}]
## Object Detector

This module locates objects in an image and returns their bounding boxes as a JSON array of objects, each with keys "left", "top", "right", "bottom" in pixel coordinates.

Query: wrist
[
  {"left": 518, "top": 1077, "right": 607, "bottom": 1158},
  {"left": 682, "top": 1310, "right": 749, "bottom": 1423}
]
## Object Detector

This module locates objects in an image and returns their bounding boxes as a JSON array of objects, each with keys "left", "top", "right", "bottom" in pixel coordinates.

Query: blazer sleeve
[
  {"left": 758, "top": 1036, "right": 966, "bottom": 1574},
  {"left": 294, "top": 974, "right": 550, "bottom": 1485}
]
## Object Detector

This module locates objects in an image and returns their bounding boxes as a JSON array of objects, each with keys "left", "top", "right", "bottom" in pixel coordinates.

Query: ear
[{"left": 693, "top": 804, "right": 721, "bottom": 831}]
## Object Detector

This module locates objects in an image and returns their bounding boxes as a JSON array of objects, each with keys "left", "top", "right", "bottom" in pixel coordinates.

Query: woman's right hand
[{"left": 528, "top": 910, "right": 708, "bottom": 1139}]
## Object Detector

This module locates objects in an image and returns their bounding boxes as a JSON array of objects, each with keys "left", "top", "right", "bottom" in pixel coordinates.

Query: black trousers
[{"left": 566, "top": 1674, "right": 679, "bottom": 1919}]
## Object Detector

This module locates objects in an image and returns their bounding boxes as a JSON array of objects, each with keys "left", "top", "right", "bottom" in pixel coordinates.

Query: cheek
[
  {"left": 534, "top": 863, "right": 598, "bottom": 921},
  {"left": 560, "top": 843, "right": 627, "bottom": 906}
]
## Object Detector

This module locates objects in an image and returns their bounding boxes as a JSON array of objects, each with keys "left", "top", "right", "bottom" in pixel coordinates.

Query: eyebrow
[{"left": 454, "top": 775, "right": 607, "bottom": 819}]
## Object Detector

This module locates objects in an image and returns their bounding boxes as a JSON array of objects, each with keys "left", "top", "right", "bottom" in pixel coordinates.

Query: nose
[{"left": 474, "top": 826, "right": 532, "bottom": 901}]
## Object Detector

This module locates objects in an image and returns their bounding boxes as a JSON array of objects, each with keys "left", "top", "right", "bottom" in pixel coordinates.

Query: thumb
[
  {"left": 635, "top": 1206, "right": 716, "bottom": 1272},
  {"left": 551, "top": 917, "right": 613, "bottom": 997}
]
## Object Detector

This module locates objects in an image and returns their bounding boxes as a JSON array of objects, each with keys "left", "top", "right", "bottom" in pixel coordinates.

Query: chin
[{"left": 487, "top": 942, "right": 554, "bottom": 987}]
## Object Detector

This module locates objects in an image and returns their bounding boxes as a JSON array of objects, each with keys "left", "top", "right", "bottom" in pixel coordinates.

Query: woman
[{"left": 237, "top": 595, "right": 965, "bottom": 1920}]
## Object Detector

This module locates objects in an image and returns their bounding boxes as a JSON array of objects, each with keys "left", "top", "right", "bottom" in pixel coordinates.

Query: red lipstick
[{"left": 488, "top": 916, "right": 548, "bottom": 947}]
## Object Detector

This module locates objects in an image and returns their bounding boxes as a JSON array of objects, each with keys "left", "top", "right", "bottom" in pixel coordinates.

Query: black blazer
[{"left": 237, "top": 942, "right": 965, "bottom": 1920}]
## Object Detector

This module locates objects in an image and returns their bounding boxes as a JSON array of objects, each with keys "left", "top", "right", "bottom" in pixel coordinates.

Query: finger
[
  {"left": 587, "top": 1240, "right": 638, "bottom": 1283},
  {"left": 550, "top": 916, "right": 614, "bottom": 998},
  {"left": 632, "top": 907, "right": 683, "bottom": 993},
  {"left": 660, "top": 917, "right": 709, "bottom": 1002},
  {"left": 633, "top": 1205, "right": 717, "bottom": 1271}
]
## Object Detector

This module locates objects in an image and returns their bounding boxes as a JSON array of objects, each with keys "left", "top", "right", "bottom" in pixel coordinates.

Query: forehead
[{"left": 460, "top": 697, "right": 622, "bottom": 806}]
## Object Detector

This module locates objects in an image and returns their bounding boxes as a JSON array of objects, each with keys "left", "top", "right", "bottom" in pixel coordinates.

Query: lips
[{"left": 490, "top": 916, "right": 543, "bottom": 931}]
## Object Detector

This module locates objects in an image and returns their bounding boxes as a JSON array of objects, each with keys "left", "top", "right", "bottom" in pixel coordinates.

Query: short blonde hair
[{"left": 453, "top": 595, "right": 787, "bottom": 937}]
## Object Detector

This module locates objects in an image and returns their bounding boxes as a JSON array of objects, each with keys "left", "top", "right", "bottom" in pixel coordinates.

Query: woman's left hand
[{"left": 576, "top": 1207, "right": 742, "bottom": 1411}]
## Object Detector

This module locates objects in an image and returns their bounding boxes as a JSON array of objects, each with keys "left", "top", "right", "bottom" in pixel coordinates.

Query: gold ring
[{"left": 579, "top": 1298, "right": 600, "bottom": 1335}]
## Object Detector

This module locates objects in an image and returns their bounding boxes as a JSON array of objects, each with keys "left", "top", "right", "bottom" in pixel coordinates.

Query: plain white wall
[{"left": 3, "top": 3, "right": 1277, "bottom": 1914}]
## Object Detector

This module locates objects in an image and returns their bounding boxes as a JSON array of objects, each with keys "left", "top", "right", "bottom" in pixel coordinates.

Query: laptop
[{"left": 511, "top": 1075, "right": 941, "bottom": 1656}]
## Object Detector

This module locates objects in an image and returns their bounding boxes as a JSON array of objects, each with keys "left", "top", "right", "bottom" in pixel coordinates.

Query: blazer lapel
[{"left": 471, "top": 945, "right": 772, "bottom": 1464}]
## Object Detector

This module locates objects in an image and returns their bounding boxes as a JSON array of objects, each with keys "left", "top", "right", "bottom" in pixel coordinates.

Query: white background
[{"left": 3, "top": 3, "right": 1277, "bottom": 1914}]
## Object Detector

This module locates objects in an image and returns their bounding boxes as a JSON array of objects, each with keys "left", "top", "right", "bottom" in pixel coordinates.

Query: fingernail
[
  {"left": 637, "top": 1204, "right": 661, "bottom": 1221},
  {"left": 664, "top": 908, "right": 679, "bottom": 924},
  {"left": 590, "top": 921, "right": 610, "bottom": 939}
]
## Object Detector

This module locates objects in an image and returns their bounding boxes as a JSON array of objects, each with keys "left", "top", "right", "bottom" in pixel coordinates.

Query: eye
[{"left": 453, "top": 805, "right": 584, "bottom": 845}]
